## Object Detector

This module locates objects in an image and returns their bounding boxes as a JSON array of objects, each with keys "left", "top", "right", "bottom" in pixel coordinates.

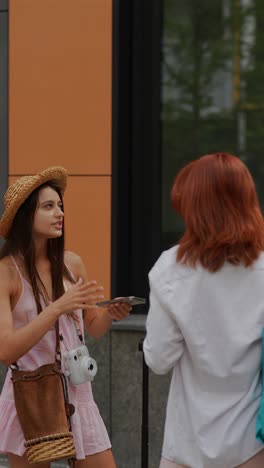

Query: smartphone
[{"left": 96, "top": 296, "right": 146, "bottom": 307}]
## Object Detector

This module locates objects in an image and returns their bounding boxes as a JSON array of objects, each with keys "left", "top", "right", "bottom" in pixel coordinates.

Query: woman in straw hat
[{"left": 0, "top": 167, "right": 131, "bottom": 468}]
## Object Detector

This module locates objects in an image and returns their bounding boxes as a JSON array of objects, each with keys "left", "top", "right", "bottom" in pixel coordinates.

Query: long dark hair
[{"left": 0, "top": 181, "right": 74, "bottom": 312}]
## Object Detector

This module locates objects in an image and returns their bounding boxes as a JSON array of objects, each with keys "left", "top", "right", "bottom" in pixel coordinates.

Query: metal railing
[{"left": 138, "top": 337, "right": 149, "bottom": 468}]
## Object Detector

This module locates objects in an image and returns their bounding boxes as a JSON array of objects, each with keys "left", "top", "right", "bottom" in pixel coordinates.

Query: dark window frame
[{"left": 111, "top": 0, "right": 163, "bottom": 311}]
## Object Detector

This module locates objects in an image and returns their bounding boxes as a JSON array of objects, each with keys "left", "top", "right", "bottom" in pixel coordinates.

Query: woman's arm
[
  {"left": 65, "top": 251, "right": 131, "bottom": 339},
  {"left": 0, "top": 262, "right": 104, "bottom": 365},
  {"left": 0, "top": 263, "right": 62, "bottom": 365},
  {"left": 143, "top": 283, "right": 184, "bottom": 375}
]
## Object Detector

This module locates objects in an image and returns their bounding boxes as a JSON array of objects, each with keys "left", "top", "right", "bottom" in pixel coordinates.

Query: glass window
[{"left": 161, "top": 0, "right": 264, "bottom": 249}]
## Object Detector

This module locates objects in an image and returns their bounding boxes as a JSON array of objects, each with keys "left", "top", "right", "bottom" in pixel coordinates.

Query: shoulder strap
[
  {"left": 64, "top": 263, "right": 77, "bottom": 283},
  {"left": 10, "top": 255, "right": 24, "bottom": 282}
]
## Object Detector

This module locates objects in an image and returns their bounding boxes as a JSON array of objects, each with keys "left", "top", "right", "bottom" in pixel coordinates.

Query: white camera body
[{"left": 64, "top": 345, "right": 97, "bottom": 385}]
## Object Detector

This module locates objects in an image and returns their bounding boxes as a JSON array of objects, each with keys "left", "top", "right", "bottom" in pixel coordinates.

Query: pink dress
[{"left": 0, "top": 257, "right": 111, "bottom": 458}]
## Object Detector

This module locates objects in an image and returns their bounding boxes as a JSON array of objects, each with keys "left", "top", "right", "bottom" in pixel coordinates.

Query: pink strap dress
[{"left": 0, "top": 256, "right": 111, "bottom": 458}]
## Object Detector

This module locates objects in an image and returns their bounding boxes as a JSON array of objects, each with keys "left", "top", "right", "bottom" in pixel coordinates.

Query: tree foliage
[{"left": 162, "top": 0, "right": 264, "bottom": 245}]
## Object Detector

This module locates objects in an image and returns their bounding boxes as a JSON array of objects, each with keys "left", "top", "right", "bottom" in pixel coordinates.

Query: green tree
[{"left": 162, "top": 0, "right": 264, "bottom": 246}]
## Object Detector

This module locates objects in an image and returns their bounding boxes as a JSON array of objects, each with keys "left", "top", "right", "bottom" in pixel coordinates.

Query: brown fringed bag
[{"left": 11, "top": 322, "right": 76, "bottom": 464}]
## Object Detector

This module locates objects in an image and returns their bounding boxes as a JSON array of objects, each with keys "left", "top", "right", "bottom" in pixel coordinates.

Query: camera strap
[
  {"left": 62, "top": 278, "right": 84, "bottom": 345},
  {"left": 72, "top": 316, "right": 84, "bottom": 344}
]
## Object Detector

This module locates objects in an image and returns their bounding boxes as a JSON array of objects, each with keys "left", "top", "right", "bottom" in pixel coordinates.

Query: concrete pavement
[{"left": 0, "top": 456, "right": 68, "bottom": 467}]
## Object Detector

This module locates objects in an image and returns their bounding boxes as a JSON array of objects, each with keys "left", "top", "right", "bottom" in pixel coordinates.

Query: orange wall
[{"left": 9, "top": 0, "right": 112, "bottom": 296}]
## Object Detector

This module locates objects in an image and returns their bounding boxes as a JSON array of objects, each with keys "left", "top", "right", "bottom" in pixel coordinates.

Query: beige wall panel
[
  {"left": 9, "top": 175, "right": 111, "bottom": 298},
  {"left": 9, "top": 0, "right": 112, "bottom": 175}
]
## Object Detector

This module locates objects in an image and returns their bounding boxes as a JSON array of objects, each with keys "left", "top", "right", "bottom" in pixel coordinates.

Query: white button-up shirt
[{"left": 143, "top": 246, "right": 264, "bottom": 468}]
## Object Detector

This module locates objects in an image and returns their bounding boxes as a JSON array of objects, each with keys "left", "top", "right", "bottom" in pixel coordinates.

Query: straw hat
[{"left": 0, "top": 166, "right": 67, "bottom": 239}]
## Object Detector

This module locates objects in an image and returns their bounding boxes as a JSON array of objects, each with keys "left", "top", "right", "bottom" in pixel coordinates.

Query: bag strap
[{"left": 55, "top": 320, "right": 62, "bottom": 368}]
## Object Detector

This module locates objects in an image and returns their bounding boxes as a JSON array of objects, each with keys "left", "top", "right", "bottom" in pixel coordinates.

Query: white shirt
[{"left": 143, "top": 246, "right": 264, "bottom": 468}]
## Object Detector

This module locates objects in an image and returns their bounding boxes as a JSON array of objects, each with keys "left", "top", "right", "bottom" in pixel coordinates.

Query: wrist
[
  {"left": 104, "top": 308, "right": 114, "bottom": 322},
  {"left": 48, "top": 301, "right": 63, "bottom": 319}
]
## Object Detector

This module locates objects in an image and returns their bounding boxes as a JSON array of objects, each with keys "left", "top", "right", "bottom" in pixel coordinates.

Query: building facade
[
  {"left": 0, "top": 1, "right": 167, "bottom": 467},
  {"left": 1, "top": 1, "right": 264, "bottom": 467}
]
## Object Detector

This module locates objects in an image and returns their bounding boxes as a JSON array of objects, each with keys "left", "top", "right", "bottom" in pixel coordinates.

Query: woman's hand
[
  {"left": 54, "top": 278, "right": 105, "bottom": 315},
  {"left": 106, "top": 302, "right": 132, "bottom": 320}
]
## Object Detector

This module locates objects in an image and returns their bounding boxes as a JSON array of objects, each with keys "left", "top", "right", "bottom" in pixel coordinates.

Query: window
[{"left": 161, "top": 0, "right": 264, "bottom": 249}]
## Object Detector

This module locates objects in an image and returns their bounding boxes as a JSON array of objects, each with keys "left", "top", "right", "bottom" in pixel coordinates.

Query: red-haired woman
[{"left": 144, "top": 153, "right": 264, "bottom": 468}]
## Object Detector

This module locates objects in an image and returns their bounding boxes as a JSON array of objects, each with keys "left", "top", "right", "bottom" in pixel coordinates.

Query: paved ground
[{"left": 0, "top": 456, "right": 68, "bottom": 467}]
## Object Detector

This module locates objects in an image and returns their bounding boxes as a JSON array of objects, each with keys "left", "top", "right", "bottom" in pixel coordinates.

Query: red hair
[{"left": 171, "top": 153, "right": 264, "bottom": 271}]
